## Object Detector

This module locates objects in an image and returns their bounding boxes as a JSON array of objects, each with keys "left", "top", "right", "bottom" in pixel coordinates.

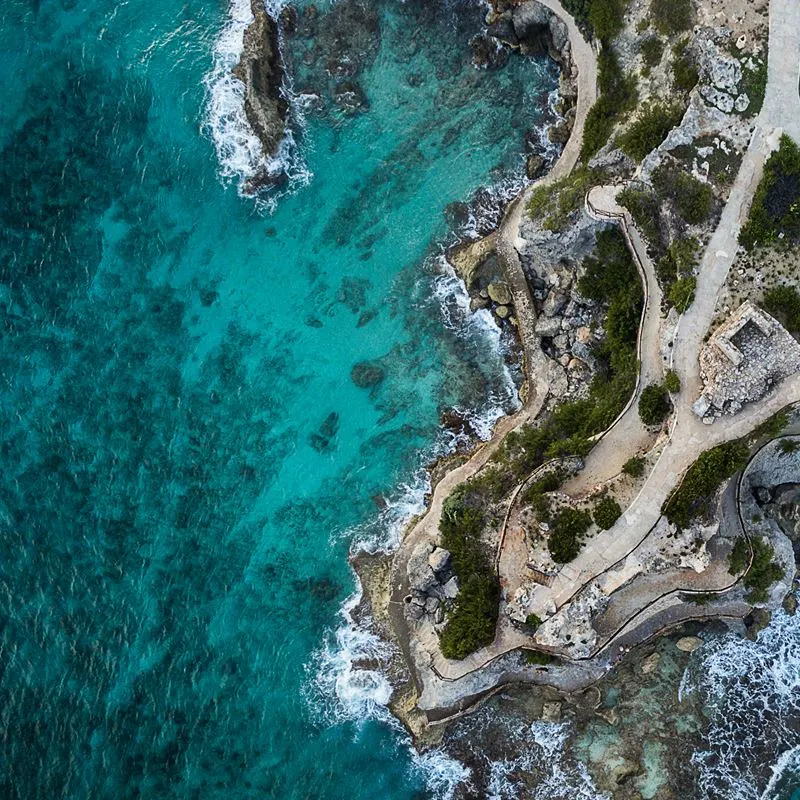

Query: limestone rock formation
[{"left": 233, "top": 0, "right": 288, "bottom": 158}]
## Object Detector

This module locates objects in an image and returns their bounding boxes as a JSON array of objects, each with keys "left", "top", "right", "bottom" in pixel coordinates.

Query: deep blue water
[{"left": 0, "top": 1, "right": 558, "bottom": 797}]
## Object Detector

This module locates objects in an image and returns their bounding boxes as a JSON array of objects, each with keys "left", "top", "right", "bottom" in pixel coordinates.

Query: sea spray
[{"left": 681, "top": 602, "right": 800, "bottom": 800}]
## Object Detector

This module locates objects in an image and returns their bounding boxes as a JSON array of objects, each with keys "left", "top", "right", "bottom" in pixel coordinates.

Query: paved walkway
[{"left": 419, "top": 0, "right": 800, "bottom": 682}]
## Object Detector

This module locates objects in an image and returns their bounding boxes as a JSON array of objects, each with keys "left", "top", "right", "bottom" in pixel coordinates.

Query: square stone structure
[{"left": 694, "top": 300, "right": 800, "bottom": 418}]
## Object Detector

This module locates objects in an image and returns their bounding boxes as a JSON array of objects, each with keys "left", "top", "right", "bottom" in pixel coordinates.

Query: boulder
[
  {"left": 441, "top": 576, "right": 459, "bottom": 600},
  {"left": 487, "top": 281, "right": 513, "bottom": 305},
  {"left": 333, "top": 80, "right": 368, "bottom": 113},
  {"left": 541, "top": 701, "right": 562, "bottom": 722},
  {"left": 428, "top": 547, "right": 451, "bottom": 575},
  {"left": 783, "top": 594, "right": 798, "bottom": 615},
  {"left": 495, "top": 304, "right": 511, "bottom": 319},
  {"left": 487, "top": 13, "right": 518, "bottom": 46},
  {"left": 535, "top": 316, "right": 562, "bottom": 337},
  {"left": 548, "top": 15, "right": 569, "bottom": 53},
  {"left": 543, "top": 290, "right": 567, "bottom": 317},
  {"left": 424, "top": 596, "right": 441, "bottom": 615},
  {"left": 548, "top": 119, "right": 571, "bottom": 144},
  {"left": 351, "top": 361, "right": 385, "bottom": 388},
  {"left": 470, "top": 295, "right": 491, "bottom": 313},
  {"left": 675, "top": 636, "right": 704, "bottom": 653},
  {"left": 526, "top": 154, "right": 546, "bottom": 180},
  {"left": 408, "top": 547, "right": 438, "bottom": 593},
  {"left": 512, "top": 1, "right": 551, "bottom": 45},
  {"left": 641, "top": 652, "right": 661, "bottom": 674}
]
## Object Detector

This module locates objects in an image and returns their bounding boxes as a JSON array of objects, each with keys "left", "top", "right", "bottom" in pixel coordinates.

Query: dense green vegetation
[
  {"left": 618, "top": 185, "right": 662, "bottom": 247},
  {"left": 623, "top": 455, "right": 646, "bottom": 477},
  {"left": 650, "top": 0, "right": 694, "bottom": 35},
  {"left": 527, "top": 166, "right": 602, "bottom": 232},
  {"left": 662, "top": 441, "right": 750, "bottom": 528},
  {"left": 525, "top": 613, "right": 543, "bottom": 630},
  {"left": 664, "top": 370, "right": 681, "bottom": 394},
  {"left": 523, "top": 648, "right": 557, "bottom": 666},
  {"left": 618, "top": 102, "right": 685, "bottom": 162},
  {"left": 672, "top": 38, "right": 699, "bottom": 93},
  {"left": 588, "top": 0, "right": 627, "bottom": 40},
  {"left": 730, "top": 536, "right": 785, "bottom": 603},
  {"left": 593, "top": 495, "right": 622, "bottom": 529},
  {"left": 549, "top": 508, "right": 592, "bottom": 562},
  {"left": 657, "top": 236, "right": 697, "bottom": 300},
  {"left": 740, "top": 135, "right": 800, "bottom": 250},
  {"left": 580, "top": 48, "right": 638, "bottom": 161},
  {"left": 438, "top": 485, "right": 500, "bottom": 660},
  {"left": 668, "top": 276, "right": 697, "bottom": 313},
  {"left": 653, "top": 164, "right": 714, "bottom": 224},
  {"left": 638, "top": 383, "right": 672, "bottom": 426},
  {"left": 640, "top": 36, "right": 665, "bottom": 72},
  {"left": 738, "top": 48, "right": 768, "bottom": 116},
  {"left": 754, "top": 410, "right": 789, "bottom": 439},
  {"left": 762, "top": 286, "right": 800, "bottom": 332},
  {"left": 780, "top": 439, "right": 800, "bottom": 455}
]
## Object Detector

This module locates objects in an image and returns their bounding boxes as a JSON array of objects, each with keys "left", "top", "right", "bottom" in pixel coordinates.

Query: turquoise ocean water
[{"left": 0, "top": 0, "right": 560, "bottom": 796}]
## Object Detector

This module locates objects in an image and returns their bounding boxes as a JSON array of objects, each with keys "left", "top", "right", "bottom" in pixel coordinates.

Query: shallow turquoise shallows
[{"left": 0, "top": 0, "right": 558, "bottom": 797}]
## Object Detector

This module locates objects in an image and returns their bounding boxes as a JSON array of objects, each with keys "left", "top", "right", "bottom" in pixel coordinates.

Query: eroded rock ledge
[{"left": 233, "top": 0, "right": 288, "bottom": 159}]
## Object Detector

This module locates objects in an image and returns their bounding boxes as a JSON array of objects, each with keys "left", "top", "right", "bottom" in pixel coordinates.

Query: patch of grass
[
  {"left": 580, "top": 48, "right": 638, "bottom": 161},
  {"left": 664, "top": 370, "right": 681, "bottom": 393},
  {"left": 593, "top": 495, "right": 622, "bottom": 529},
  {"left": 523, "top": 648, "right": 556, "bottom": 666},
  {"left": 656, "top": 236, "right": 697, "bottom": 297},
  {"left": 739, "top": 49, "right": 768, "bottom": 116},
  {"left": 618, "top": 102, "right": 685, "bottom": 162},
  {"left": 740, "top": 134, "right": 800, "bottom": 250},
  {"left": 762, "top": 285, "right": 800, "bottom": 332},
  {"left": 438, "top": 485, "right": 500, "bottom": 660},
  {"left": 662, "top": 441, "right": 750, "bottom": 528},
  {"left": 623, "top": 455, "right": 646, "bottom": 477},
  {"left": 650, "top": 0, "right": 693, "bottom": 36},
  {"left": 638, "top": 382, "right": 672, "bottom": 426},
  {"left": 754, "top": 411, "right": 789, "bottom": 439},
  {"left": 780, "top": 439, "right": 800, "bottom": 456},
  {"left": 549, "top": 508, "right": 592, "bottom": 563},
  {"left": 683, "top": 592, "right": 717, "bottom": 605},
  {"left": 525, "top": 613, "right": 543, "bottom": 630},
  {"left": 668, "top": 276, "right": 697, "bottom": 313}
]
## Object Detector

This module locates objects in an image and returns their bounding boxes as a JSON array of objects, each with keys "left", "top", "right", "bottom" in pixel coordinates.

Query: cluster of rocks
[
  {"left": 694, "top": 301, "right": 800, "bottom": 420},
  {"left": 695, "top": 27, "right": 755, "bottom": 115},
  {"left": 405, "top": 543, "right": 459, "bottom": 624}
]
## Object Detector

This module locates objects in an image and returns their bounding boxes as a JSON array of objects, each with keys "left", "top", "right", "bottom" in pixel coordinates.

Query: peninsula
[{"left": 353, "top": 0, "right": 800, "bottom": 736}]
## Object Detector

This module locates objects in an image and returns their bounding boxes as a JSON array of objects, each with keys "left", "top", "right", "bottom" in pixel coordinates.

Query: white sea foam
[
  {"left": 412, "top": 749, "right": 473, "bottom": 800},
  {"left": 202, "top": 0, "right": 311, "bottom": 205},
  {"left": 681, "top": 601, "right": 800, "bottom": 800}
]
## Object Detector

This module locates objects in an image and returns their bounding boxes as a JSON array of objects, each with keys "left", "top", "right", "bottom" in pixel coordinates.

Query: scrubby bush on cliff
[
  {"left": 754, "top": 411, "right": 789, "bottom": 439},
  {"left": 668, "top": 276, "right": 697, "bottom": 313},
  {"left": 438, "top": 485, "right": 500, "bottom": 660},
  {"left": 528, "top": 166, "right": 603, "bottom": 233},
  {"left": 762, "top": 286, "right": 800, "bottom": 332},
  {"left": 664, "top": 370, "right": 681, "bottom": 394},
  {"left": 662, "top": 441, "right": 750, "bottom": 528},
  {"left": 651, "top": 0, "right": 694, "bottom": 35},
  {"left": 548, "top": 508, "right": 592, "bottom": 563},
  {"left": 640, "top": 36, "right": 665, "bottom": 73},
  {"left": 623, "top": 455, "right": 645, "bottom": 477},
  {"left": 672, "top": 38, "right": 699, "bottom": 93},
  {"left": 618, "top": 102, "right": 685, "bottom": 162},
  {"left": 638, "top": 383, "right": 671, "bottom": 426},
  {"left": 741, "top": 537, "right": 785, "bottom": 604},
  {"left": 740, "top": 135, "right": 800, "bottom": 250},
  {"left": 653, "top": 164, "right": 713, "bottom": 224},
  {"left": 618, "top": 185, "right": 663, "bottom": 250},
  {"left": 728, "top": 537, "right": 750, "bottom": 576},
  {"left": 593, "top": 495, "right": 622, "bottom": 529},
  {"left": 657, "top": 236, "right": 697, "bottom": 297},
  {"left": 588, "top": 0, "right": 627, "bottom": 40},
  {"left": 580, "top": 49, "right": 638, "bottom": 161}
]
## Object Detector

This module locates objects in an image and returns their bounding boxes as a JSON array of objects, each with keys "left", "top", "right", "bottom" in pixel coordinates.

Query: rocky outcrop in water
[{"left": 233, "top": 0, "right": 288, "bottom": 158}]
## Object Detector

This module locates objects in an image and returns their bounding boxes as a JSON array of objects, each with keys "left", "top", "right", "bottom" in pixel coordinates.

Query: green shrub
[
  {"left": 640, "top": 36, "right": 665, "bottom": 69},
  {"left": 739, "top": 50, "right": 767, "bottom": 116},
  {"left": 740, "top": 135, "right": 800, "bottom": 250},
  {"left": 438, "top": 486, "right": 500, "bottom": 660},
  {"left": 668, "top": 276, "right": 697, "bottom": 312},
  {"left": 527, "top": 166, "right": 602, "bottom": 232},
  {"left": 664, "top": 370, "right": 681, "bottom": 393},
  {"left": 588, "top": 0, "right": 626, "bottom": 40},
  {"left": 754, "top": 411, "right": 789, "bottom": 439},
  {"left": 548, "top": 508, "right": 592, "bottom": 563},
  {"left": 523, "top": 649, "right": 556, "bottom": 666},
  {"left": 662, "top": 441, "right": 750, "bottom": 528},
  {"left": 525, "top": 613, "right": 543, "bottom": 630},
  {"left": 618, "top": 102, "right": 685, "bottom": 162},
  {"left": 521, "top": 471, "right": 564, "bottom": 506},
  {"left": 780, "top": 439, "right": 800, "bottom": 455},
  {"left": 578, "top": 227, "right": 639, "bottom": 302},
  {"left": 672, "top": 37, "right": 699, "bottom": 92},
  {"left": 657, "top": 236, "right": 697, "bottom": 293},
  {"left": 762, "top": 285, "right": 800, "bottom": 331},
  {"left": 580, "top": 48, "right": 638, "bottom": 161},
  {"left": 593, "top": 495, "right": 622, "bottom": 529},
  {"left": 638, "top": 383, "right": 671, "bottom": 426},
  {"left": 653, "top": 163, "right": 714, "bottom": 224},
  {"left": 651, "top": 0, "right": 693, "bottom": 35},
  {"left": 742, "top": 537, "right": 784, "bottom": 603},
  {"left": 618, "top": 185, "right": 662, "bottom": 247},
  {"left": 728, "top": 537, "right": 750, "bottom": 575},
  {"left": 467, "top": 465, "right": 514, "bottom": 503},
  {"left": 623, "top": 455, "right": 646, "bottom": 477}
]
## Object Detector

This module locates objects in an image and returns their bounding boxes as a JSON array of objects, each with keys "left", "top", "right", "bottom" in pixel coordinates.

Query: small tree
[
  {"left": 669, "top": 276, "right": 697, "bottom": 312},
  {"left": 594, "top": 495, "right": 622, "bottom": 529},
  {"left": 638, "top": 383, "right": 672, "bottom": 426},
  {"left": 548, "top": 508, "right": 592, "bottom": 563},
  {"left": 623, "top": 455, "right": 646, "bottom": 477},
  {"left": 664, "top": 370, "right": 681, "bottom": 393}
]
